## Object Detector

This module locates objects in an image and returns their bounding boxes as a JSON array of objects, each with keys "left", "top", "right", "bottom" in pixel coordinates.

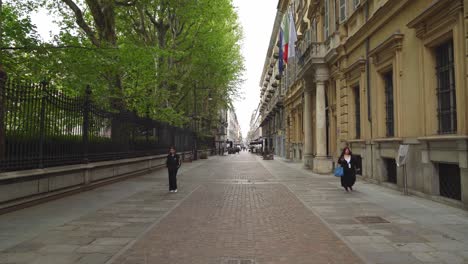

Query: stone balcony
[
  {"left": 280, "top": 37, "right": 340, "bottom": 92},
  {"left": 297, "top": 41, "right": 327, "bottom": 76},
  {"left": 323, "top": 32, "right": 340, "bottom": 62},
  {"left": 259, "top": 40, "right": 331, "bottom": 124},
  {"left": 273, "top": 94, "right": 285, "bottom": 107},
  {"left": 259, "top": 89, "right": 285, "bottom": 124},
  {"left": 258, "top": 29, "right": 342, "bottom": 129}
]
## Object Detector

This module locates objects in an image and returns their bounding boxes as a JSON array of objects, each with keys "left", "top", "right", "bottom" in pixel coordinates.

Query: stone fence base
[{"left": 0, "top": 150, "right": 210, "bottom": 214}]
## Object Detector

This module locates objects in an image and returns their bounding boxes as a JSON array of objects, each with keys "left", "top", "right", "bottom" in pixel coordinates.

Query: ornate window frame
[
  {"left": 343, "top": 58, "right": 366, "bottom": 140},
  {"left": 407, "top": 0, "right": 465, "bottom": 136},
  {"left": 369, "top": 32, "right": 403, "bottom": 139}
]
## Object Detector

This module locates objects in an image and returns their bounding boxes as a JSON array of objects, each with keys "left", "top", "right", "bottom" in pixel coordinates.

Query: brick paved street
[
  {"left": 110, "top": 154, "right": 361, "bottom": 264},
  {"left": 1, "top": 152, "right": 468, "bottom": 263}
]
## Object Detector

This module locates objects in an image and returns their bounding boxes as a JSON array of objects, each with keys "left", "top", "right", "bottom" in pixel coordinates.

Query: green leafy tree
[
  {"left": 0, "top": 2, "right": 43, "bottom": 78},
  {"left": 1, "top": 0, "right": 244, "bottom": 131}
]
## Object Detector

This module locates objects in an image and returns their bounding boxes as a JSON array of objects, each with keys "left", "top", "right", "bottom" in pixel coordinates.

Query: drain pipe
[{"left": 365, "top": 2, "right": 374, "bottom": 181}]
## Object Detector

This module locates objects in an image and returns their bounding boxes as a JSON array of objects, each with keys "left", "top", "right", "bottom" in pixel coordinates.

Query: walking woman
[
  {"left": 338, "top": 147, "right": 357, "bottom": 192},
  {"left": 166, "top": 146, "right": 181, "bottom": 193}
]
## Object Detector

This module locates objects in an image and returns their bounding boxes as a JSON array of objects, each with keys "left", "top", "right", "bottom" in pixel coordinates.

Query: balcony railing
[
  {"left": 298, "top": 42, "right": 326, "bottom": 68},
  {"left": 258, "top": 33, "right": 341, "bottom": 126},
  {"left": 259, "top": 40, "right": 329, "bottom": 121},
  {"left": 274, "top": 41, "right": 327, "bottom": 95}
]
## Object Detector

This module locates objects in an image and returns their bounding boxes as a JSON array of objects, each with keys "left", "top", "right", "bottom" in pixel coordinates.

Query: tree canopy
[{"left": 0, "top": 0, "right": 244, "bottom": 127}]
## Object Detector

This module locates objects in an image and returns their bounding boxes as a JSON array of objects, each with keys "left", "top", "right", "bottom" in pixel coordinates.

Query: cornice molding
[
  {"left": 407, "top": 0, "right": 463, "bottom": 39},
  {"left": 342, "top": 0, "right": 412, "bottom": 55},
  {"left": 329, "top": 64, "right": 341, "bottom": 79},
  {"left": 343, "top": 58, "right": 366, "bottom": 79},
  {"left": 369, "top": 32, "right": 404, "bottom": 66}
]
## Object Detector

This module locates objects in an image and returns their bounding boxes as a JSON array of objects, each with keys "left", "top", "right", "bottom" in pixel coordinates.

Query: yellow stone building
[{"left": 260, "top": 0, "right": 468, "bottom": 208}]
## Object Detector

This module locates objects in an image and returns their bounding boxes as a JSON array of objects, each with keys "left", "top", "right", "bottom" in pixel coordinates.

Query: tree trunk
[{"left": 62, "top": 0, "right": 131, "bottom": 147}]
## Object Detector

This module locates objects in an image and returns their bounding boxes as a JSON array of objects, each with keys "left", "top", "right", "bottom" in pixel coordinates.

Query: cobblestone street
[{"left": 1, "top": 152, "right": 468, "bottom": 264}]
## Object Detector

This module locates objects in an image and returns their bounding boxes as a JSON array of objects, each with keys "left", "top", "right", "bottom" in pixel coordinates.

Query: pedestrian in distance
[
  {"left": 166, "top": 146, "right": 181, "bottom": 193},
  {"left": 338, "top": 146, "right": 357, "bottom": 192}
]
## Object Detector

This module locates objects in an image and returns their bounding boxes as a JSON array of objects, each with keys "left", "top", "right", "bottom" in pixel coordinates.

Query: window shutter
[
  {"left": 339, "top": 0, "right": 347, "bottom": 23},
  {"left": 324, "top": 0, "right": 329, "bottom": 38}
]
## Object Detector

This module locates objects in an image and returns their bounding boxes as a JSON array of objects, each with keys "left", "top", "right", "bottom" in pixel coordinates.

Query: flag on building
[
  {"left": 280, "top": 8, "right": 298, "bottom": 65},
  {"left": 288, "top": 9, "right": 298, "bottom": 59},
  {"left": 281, "top": 13, "right": 290, "bottom": 64},
  {"left": 278, "top": 29, "right": 284, "bottom": 75}
]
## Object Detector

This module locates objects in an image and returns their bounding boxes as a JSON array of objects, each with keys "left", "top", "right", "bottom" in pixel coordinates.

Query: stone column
[
  {"left": 303, "top": 79, "right": 314, "bottom": 168},
  {"left": 313, "top": 65, "right": 334, "bottom": 173},
  {"left": 316, "top": 79, "right": 327, "bottom": 157}
]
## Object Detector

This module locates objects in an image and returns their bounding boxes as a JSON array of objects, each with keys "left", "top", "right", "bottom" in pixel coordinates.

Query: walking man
[{"left": 166, "top": 146, "right": 181, "bottom": 193}]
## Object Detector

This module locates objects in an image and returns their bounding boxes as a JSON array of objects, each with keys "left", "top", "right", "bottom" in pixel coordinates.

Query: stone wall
[
  {"left": 351, "top": 139, "right": 468, "bottom": 209},
  {"left": 0, "top": 151, "right": 206, "bottom": 212}
]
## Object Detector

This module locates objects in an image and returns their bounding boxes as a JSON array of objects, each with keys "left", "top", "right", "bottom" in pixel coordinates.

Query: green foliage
[
  {"left": 0, "top": 0, "right": 244, "bottom": 130},
  {"left": 0, "top": 3, "right": 44, "bottom": 78}
]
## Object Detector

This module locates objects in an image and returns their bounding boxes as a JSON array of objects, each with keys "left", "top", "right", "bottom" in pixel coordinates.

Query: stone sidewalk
[
  {"left": 0, "top": 152, "right": 467, "bottom": 263},
  {"left": 266, "top": 158, "right": 468, "bottom": 264}
]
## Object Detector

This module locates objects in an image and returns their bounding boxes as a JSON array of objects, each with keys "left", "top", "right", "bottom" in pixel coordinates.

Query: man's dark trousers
[{"left": 168, "top": 168, "right": 178, "bottom": 190}]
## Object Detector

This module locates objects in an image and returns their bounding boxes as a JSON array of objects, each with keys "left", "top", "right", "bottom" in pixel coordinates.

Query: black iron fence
[{"left": 0, "top": 79, "right": 214, "bottom": 172}]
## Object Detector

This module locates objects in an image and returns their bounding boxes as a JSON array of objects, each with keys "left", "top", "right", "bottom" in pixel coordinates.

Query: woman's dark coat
[{"left": 338, "top": 155, "right": 357, "bottom": 188}]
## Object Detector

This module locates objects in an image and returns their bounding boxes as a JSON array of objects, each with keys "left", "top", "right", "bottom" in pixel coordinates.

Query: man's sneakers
[{"left": 169, "top": 189, "right": 178, "bottom": 193}]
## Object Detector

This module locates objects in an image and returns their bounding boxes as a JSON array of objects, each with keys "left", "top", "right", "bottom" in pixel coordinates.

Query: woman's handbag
[{"left": 334, "top": 166, "right": 344, "bottom": 177}]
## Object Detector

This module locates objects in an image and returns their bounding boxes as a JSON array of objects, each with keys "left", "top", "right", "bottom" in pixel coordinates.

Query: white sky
[
  {"left": 31, "top": 2, "right": 278, "bottom": 138},
  {"left": 232, "top": 0, "right": 277, "bottom": 139},
  {"left": 30, "top": 9, "right": 60, "bottom": 41}
]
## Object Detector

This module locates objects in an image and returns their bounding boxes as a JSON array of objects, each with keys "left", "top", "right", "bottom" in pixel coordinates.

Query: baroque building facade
[
  {"left": 247, "top": 108, "right": 261, "bottom": 144},
  {"left": 258, "top": 0, "right": 468, "bottom": 209},
  {"left": 259, "top": 0, "right": 289, "bottom": 158}
]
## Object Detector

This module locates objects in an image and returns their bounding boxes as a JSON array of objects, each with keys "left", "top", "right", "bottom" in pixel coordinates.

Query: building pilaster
[
  {"left": 303, "top": 79, "right": 314, "bottom": 169},
  {"left": 316, "top": 79, "right": 327, "bottom": 157},
  {"left": 313, "top": 65, "right": 334, "bottom": 174}
]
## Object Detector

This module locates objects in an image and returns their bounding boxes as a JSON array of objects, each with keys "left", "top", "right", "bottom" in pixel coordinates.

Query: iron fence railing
[{"left": 0, "top": 79, "right": 214, "bottom": 172}]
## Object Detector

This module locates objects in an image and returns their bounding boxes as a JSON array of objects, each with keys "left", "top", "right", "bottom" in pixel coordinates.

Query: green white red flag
[
  {"left": 281, "top": 12, "right": 290, "bottom": 64},
  {"left": 281, "top": 8, "right": 298, "bottom": 65}
]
